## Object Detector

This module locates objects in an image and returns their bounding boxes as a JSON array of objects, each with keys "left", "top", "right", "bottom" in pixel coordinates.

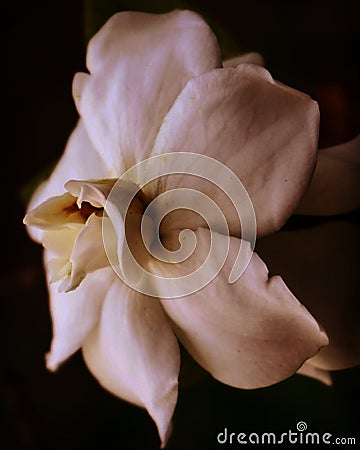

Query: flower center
[{"left": 63, "top": 201, "right": 103, "bottom": 221}]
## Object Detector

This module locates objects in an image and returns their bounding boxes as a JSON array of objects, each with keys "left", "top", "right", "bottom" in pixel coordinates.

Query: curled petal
[
  {"left": 62, "top": 214, "right": 110, "bottom": 292},
  {"left": 45, "top": 253, "right": 115, "bottom": 371},
  {"left": 296, "top": 134, "right": 360, "bottom": 215},
  {"left": 151, "top": 64, "right": 319, "bottom": 236},
  {"left": 42, "top": 225, "right": 81, "bottom": 283},
  {"left": 26, "top": 179, "right": 120, "bottom": 290},
  {"left": 65, "top": 178, "right": 117, "bottom": 208},
  {"left": 223, "top": 52, "right": 264, "bottom": 67},
  {"left": 73, "top": 10, "right": 222, "bottom": 171},
  {"left": 24, "top": 192, "right": 83, "bottom": 231},
  {"left": 149, "top": 228, "right": 328, "bottom": 389},
  {"left": 82, "top": 279, "right": 180, "bottom": 447},
  {"left": 256, "top": 221, "right": 360, "bottom": 370}
]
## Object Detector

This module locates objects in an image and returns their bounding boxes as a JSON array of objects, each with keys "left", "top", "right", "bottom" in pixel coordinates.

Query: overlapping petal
[
  {"left": 26, "top": 179, "right": 119, "bottom": 291},
  {"left": 148, "top": 228, "right": 328, "bottom": 389},
  {"left": 24, "top": 192, "right": 83, "bottom": 231},
  {"left": 256, "top": 221, "right": 360, "bottom": 370},
  {"left": 296, "top": 134, "right": 360, "bottom": 215},
  {"left": 82, "top": 278, "right": 180, "bottom": 447},
  {"left": 42, "top": 225, "right": 81, "bottom": 284},
  {"left": 73, "top": 10, "right": 222, "bottom": 171},
  {"left": 151, "top": 64, "right": 319, "bottom": 236},
  {"left": 62, "top": 214, "right": 110, "bottom": 292}
]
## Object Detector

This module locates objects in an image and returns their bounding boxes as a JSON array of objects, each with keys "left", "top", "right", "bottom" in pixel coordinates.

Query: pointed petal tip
[
  {"left": 322, "top": 374, "right": 333, "bottom": 386},
  {"left": 148, "top": 383, "right": 178, "bottom": 447},
  {"left": 297, "top": 362, "right": 333, "bottom": 386},
  {"left": 318, "top": 324, "right": 329, "bottom": 348},
  {"left": 23, "top": 210, "right": 41, "bottom": 228},
  {"left": 23, "top": 213, "right": 30, "bottom": 225},
  {"left": 82, "top": 280, "right": 180, "bottom": 447},
  {"left": 45, "top": 352, "right": 60, "bottom": 372},
  {"left": 159, "top": 420, "right": 173, "bottom": 449}
]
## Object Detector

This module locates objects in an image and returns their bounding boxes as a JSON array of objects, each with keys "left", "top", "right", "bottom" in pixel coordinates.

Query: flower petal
[
  {"left": 45, "top": 252, "right": 115, "bottom": 370},
  {"left": 28, "top": 121, "right": 108, "bottom": 210},
  {"left": 297, "top": 362, "right": 332, "bottom": 386},
  {"left": 65, "top": 178, "right": 117, "bottom": 208},
  {"left": 296, "top": 134, "right": 360, "bottom": 215},
  {"left": 82, "top": 279, "right": 180, "bottom": 447},
  {"left": 24, "top": 192, "right": 83, "bottom": 231},
  {"left": 26, "top": 121, "right": 109, "bottom": 241},
  {"left": 151, "top": 64, "right": 319, "bottom": 236},
  {"left": 62, "top": 214, "right": 110, "bottom": 292},
  {"left": 256, "top": 221, "right": 360, "bottom": 370},
  {"left": 73, "top": 10, "right": 222, "bottom": 171},
  {"left": 42, "top": 225, "right": 81, "bottom": 283},
  {"left": 223, "top": 52, "right": 264, "bottom": 67},
  {"left": 149, "top": 228, "right": 327, "bottom": 389}
]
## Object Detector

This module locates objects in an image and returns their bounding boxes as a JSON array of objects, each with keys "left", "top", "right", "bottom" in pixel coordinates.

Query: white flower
[{"left": 23, "top": 9, "right": 355, "bottom": 447}]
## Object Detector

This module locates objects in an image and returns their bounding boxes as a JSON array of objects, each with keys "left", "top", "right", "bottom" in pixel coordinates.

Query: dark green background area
[{"left": 1, "top": 1, "right": 359, "bottom": 449}]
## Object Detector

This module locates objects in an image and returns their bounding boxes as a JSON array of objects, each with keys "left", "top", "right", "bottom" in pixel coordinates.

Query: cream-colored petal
[
  {"left": 82, "top": 279, "right": 180, "bottom": 447},
  {"left": 42, "top": 225, "right": 82, "bottom": 283},
  {"left": 73, "top": 10, "right": 221, "bottom": 171},
  {"left": 65, "top": 178, "right": 152, "bottom": 290},
  {"left": 223, "top": 52, "right": 264, "bottom": 67},
  {"left": 47, "top": 259, "right": 72, "bottom": 284},
  {"left": 62, "top": 214, "right": 110, "bottom": 292},
  {"left": 296, "top": 362, "right": 332, "bottom": 386},
  {"left": 65, "top": 178, "right": 117, "bottom": 208},
  {"left": 150, "top": 228, "right": 328, "bottom": 389},
  {"left": 45, "top": 250, "right": 115, "bottom": 370},
  {"left": 151, "top": 64, "right": 319, "bottom": 237},
  {"left": 256, "top": 221, "right": 360, "bottom": 370},
  {"left": 25, "top": 121, "right": 109, "bottom": 242},
  {"left": 42, "top": 225, "right": 81, "bottom": 257},
  {"left": 24, "top": 192, "right": 83, "bottom": 230},
  {"left": 297, "top": 134, "right": 360, "bottom": 215},
  {"left": 26, "top": 179, "right": 118, "bottom": 291}
]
